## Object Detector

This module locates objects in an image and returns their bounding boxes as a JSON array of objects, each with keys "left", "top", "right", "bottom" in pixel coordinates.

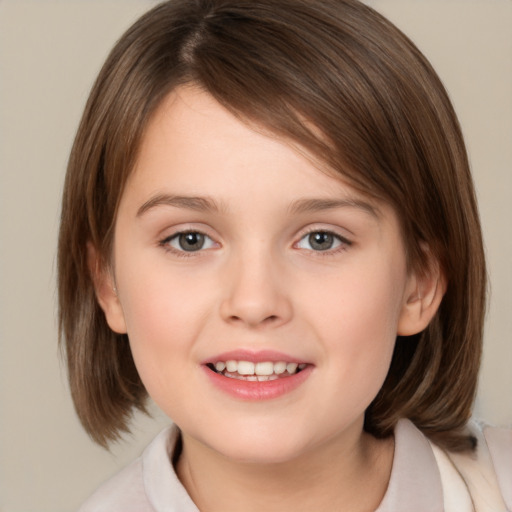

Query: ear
[
  {"left": 397, "top": 252, "right": 446, "bottom": 336},
  {"left": 87, "top": 242, "right": 127, "bottom": 334}
]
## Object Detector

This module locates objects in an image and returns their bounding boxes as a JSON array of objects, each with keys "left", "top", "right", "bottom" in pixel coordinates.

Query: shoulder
[
  {"left": 78, "top": 456, "right": 151, "bottom": 512},
  {"left": 432, "top": 420, "right": 512, "bottom": 512},
  {"left": 78, "top": 426, "right": 180, "bottom": 512},
  {"left": 390, "top": 419, "right": 512, "bottom": 512},
  {"left": 482, "top": 422, "right": 512, "bottom": 510}
]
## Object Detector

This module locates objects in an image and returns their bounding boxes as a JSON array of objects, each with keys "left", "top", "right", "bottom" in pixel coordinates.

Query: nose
[{"left": 219, "top": 249, "right": 293, "bottom": 329}]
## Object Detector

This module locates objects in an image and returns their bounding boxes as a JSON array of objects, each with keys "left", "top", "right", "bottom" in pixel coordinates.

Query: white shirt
[{"left": 79, "top": 419, "right": 512, "bottom": 512}]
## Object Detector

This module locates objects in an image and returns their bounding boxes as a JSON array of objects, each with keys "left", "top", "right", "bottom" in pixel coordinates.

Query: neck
[{"left": 176, "top": 427, "right": 394, "bottom": 512}]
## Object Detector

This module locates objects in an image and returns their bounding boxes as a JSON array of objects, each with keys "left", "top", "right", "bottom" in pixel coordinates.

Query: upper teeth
[{"left": 214, "top": 360, "right": 306, "bottom": 376}]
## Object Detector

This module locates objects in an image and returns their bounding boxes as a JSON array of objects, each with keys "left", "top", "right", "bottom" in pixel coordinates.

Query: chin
[{"left": 202, "top": 426, "right": 315, "bottom": 465}]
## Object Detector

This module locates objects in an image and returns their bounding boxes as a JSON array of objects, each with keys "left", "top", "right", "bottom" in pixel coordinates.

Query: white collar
[
  {"left": 142, "top": 419, "right": 444, "bottom": 512},
  {"left": 377, "top": 419, "right": 443, "bottom": 511}
]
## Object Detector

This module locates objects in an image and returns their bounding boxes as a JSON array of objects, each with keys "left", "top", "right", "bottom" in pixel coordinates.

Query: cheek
[
  {"left": 304, "top": 256, "right": 406, "bottom": 340},
  {"left": 118, "top": 280, "right": 203, "bottom": 414},
  {"left": 114, "top": 260, "right": 213, "bottom": 386},
  {"left": 117, "top": 250, "right": 213, "bottom": 334},
  {"left": 302, "top": 257, "right": 406, "bottom": 392}
]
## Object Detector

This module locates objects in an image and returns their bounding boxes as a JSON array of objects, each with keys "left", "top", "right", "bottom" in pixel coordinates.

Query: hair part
[{"left": 59, "top": 0, "right": 486, "bottom": 450}]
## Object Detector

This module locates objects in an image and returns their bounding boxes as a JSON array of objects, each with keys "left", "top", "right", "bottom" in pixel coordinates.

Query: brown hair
[{"left": 58, "top": 0, "right": 486, "bottom": 450}]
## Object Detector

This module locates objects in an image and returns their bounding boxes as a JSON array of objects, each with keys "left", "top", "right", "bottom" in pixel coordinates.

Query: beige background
[{"left": 0, "top": 1, "right": 511, "bottom": 511}]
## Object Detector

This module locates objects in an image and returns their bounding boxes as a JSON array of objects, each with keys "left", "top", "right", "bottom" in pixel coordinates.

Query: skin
[{"left": 94, "top": 86, "right": 444, "bottom": 511}]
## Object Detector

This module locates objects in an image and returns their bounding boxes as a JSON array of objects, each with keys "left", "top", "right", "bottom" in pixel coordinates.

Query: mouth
[
  {"left": 203, "top": 354, "right": 313, "bottom": 400},
  {"left": 206, "top": 360, "right": 308, "bottom": 382}
]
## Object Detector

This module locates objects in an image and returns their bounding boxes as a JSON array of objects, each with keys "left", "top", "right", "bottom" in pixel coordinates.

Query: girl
[{"left": 58, "top": 0, "right": 511, "bottom": 510}]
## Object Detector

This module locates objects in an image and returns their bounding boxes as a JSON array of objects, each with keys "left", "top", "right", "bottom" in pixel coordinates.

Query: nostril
[{"left": 228, "top": 314, "right": 277, "bottom": 323}]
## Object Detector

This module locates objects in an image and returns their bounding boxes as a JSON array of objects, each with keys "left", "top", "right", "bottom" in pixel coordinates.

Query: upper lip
[{"left": 202, "top": 349, "right": 308, "bottom": 365}]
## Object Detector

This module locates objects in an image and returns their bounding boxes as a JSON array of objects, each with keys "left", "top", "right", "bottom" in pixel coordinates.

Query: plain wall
[{"left": 0, "top": 1, "right": 510, "bottom": 511}]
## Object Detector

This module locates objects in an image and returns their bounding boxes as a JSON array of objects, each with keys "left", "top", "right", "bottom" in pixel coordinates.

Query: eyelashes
[
  {"left": 295, "top": 230, "right": 352, "bottom": 253},
  {"left": 159, "top": 230, "right": 217, "bottom": 257},
  {"left": 159, "top": 228, "right": 352, "bottom": 257}
]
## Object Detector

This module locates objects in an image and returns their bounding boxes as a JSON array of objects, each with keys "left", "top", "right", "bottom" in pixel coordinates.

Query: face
[{"left": 101, "top": 86, "right": 424, "bottom": 465}]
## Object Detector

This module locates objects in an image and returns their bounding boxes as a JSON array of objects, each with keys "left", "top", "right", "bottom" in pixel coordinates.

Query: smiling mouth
[{"left": 206, "top": 360, "right": 308, "bottom": 382}]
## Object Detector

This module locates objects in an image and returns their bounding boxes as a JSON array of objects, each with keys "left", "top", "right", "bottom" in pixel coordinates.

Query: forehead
[
  {"left": 119, "top": 85, "right": 406, "bottom": 237},
  {"left": 134, "top": 86, "right": 319, "bottom": 179},
  {"left": 130, "top": 87, "right": 372, "bottom": 200},
  {"left": 114, "top": 86, "right": 409, "bottom": 269}
]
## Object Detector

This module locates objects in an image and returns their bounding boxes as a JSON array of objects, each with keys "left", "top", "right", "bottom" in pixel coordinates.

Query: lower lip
[{"left": 203, "top": 366, "right": 313, "bottom": 401}]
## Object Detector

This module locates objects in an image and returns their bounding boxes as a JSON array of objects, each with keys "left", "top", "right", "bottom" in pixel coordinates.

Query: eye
[
  {"left": 163, "top": 231, "right": 216, "bottom": 252},
  {"left": 296, "top": 231, "right": 348, "bottom": 252}
]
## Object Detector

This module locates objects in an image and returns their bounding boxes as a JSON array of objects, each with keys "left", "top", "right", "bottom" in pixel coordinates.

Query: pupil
[
  {"left": 309, "top": 232, "right": 333, "bottom": 251},
  {"left": 179, "top": 232, "right": 204, "bottom": 251}
]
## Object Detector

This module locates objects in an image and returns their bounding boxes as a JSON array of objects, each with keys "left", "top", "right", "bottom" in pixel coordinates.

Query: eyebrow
[
  {"left": 136, "top": 193, "right": 379, "bottom": 219},
  {"left": 288, "top": 198, "right": 380, "bottom": 218},
  {"left": 136, "top": 194, "right": 222, "bottom": 217}
]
